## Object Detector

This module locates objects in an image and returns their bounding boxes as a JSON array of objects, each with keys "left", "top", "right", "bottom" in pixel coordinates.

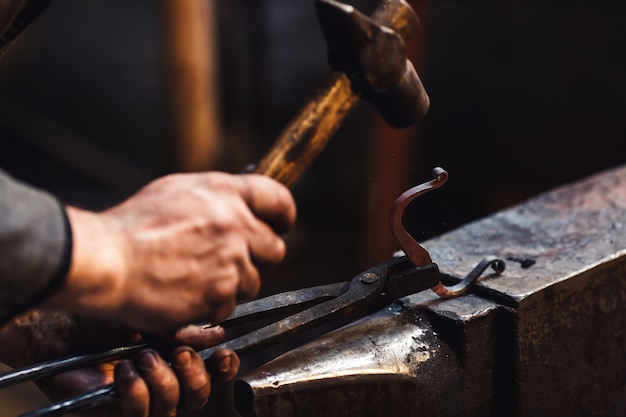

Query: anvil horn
[{"left": 234, "top": 305, "right": 451, "bottom": 417}]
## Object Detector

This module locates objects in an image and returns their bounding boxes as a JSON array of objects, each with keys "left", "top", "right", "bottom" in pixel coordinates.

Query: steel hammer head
[{"left": 316, "top": 0, "right": 430, "bottom": 128}]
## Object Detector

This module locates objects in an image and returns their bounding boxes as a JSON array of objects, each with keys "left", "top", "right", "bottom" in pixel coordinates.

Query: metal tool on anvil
[{"left": 0, "top": 167, "right": 505, "bottom": 417}]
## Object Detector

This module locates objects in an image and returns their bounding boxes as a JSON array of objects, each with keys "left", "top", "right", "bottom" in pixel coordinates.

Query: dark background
[
  {"left": 1, "top": 0, "right": 626, "bottom": 299},
  {"left": 2, "top": 0, "right": 626, "bottom": 291},
  {"left": 1, "top": 0, "right": 626, "bottom": 415}
]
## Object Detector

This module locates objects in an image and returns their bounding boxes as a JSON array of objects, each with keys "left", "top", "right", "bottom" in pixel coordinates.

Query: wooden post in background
[
  {"left": 359, "top": 0, "right": 431, "bottom": 266},
  {"left": 161, "top": 0, "right": 221, "bottom": 172}
]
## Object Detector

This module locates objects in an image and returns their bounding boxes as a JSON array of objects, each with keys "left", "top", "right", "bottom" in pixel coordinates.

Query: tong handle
[
  {"left": 0, "top": 344, "right": 147, "bottom": 390},
  {"left": 14, "top": 256, "right": 437, "bottom": 417},
  {"left": 21, "top": 384, "right": 117, "bottom": 417}
]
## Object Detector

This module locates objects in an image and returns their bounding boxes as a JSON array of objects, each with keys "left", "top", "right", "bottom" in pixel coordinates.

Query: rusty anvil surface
[{"left": 236, "top": 165, "right": 626, "bottom": 417}]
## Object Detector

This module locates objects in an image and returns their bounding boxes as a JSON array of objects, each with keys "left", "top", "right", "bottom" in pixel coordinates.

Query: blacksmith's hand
[
  {"left": 0, "top": 311, "right": 240, "bottom": 417},
  {"left": 41, "top": 172, "right": 297, "bottom": 332}
]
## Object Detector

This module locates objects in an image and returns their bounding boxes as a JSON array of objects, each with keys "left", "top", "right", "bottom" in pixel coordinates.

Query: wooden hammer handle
[
  {"left": 253, "top": 0, "right": 418, "bottom": 188},
  {"left": 253, "top": 71, "right": 358, "bottom": 188}
]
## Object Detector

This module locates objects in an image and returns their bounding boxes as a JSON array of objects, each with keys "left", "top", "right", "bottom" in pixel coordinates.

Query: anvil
[{"left": 236, "top": 164, "right": 626, "bottom": 417}]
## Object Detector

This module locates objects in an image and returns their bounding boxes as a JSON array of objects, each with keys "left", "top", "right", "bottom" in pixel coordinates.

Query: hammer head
[{"left": 316, "top": 0, "right": 430, "bottom": 128}]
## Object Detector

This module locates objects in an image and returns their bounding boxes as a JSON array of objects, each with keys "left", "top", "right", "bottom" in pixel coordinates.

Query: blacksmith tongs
[{"left": 0, "top": 167, "right": 505, "bottom": 417}]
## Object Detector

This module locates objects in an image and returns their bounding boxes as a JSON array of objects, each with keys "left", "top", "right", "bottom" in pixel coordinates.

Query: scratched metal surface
[
  {"left": 236, "top": 300, "right": 495, "bottom": 417},
  {"left": 422, "top": 164, "right": 626, "bottom": 304},
  {"left": 419, "top": 164, "right": 626, "bottom": 416},
  {"left": 240, "top": 164, "right": 626, "bottom": 417}
]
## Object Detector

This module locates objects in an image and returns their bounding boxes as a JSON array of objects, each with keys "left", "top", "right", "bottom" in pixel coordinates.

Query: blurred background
[{"left": 1, "top": 0, "right": 626, "bottom": 414}]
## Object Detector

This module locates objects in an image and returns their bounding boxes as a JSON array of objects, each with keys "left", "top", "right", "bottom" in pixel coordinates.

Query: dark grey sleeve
[{"left": 0, "top": 169, "right": 72, "bottom": 322}]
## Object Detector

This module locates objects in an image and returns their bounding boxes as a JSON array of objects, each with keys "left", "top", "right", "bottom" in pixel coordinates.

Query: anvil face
[{"left": 237, "top": 165, "right": 626, "bottom": 417}]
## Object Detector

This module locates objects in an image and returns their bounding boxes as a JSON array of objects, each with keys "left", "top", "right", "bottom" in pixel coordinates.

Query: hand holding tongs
[
  {"left": 0, "top": 168, "right": 505, "bottom": 417},
  {"left": 0, "top": 256, "right": 443, "bottom": 417}
]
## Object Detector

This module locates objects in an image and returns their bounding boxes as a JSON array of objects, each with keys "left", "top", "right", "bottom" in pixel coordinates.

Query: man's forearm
[
  {"left": 43, "top": 206, "right": 126, "bottom": 320},
  {"left": 0, "top": 169, "right": 72, "bottom": 322}
]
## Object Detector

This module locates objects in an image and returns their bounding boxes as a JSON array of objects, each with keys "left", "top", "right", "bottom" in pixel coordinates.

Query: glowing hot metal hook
[
  {"left": 390, "top": 167, "right": 504, "bottom": 298},
  {"left": 389, "top": 167, "right": 448, "bottom": 267}
]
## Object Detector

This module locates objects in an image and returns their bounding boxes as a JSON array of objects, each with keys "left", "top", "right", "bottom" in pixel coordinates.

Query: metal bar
[
  {"left": 18, "top": 385, "right": 117, "bottom": 417},
  {"left": 225, "top": 282, "right": 346, "bottom": 326},
  {"left": 0, "top": 344, "right": 146, "bottom": 390}
]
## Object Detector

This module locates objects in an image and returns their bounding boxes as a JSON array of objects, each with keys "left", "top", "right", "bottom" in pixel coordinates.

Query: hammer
[{"left": 253, "top": 0, "right": 430, "bottom": 187}]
